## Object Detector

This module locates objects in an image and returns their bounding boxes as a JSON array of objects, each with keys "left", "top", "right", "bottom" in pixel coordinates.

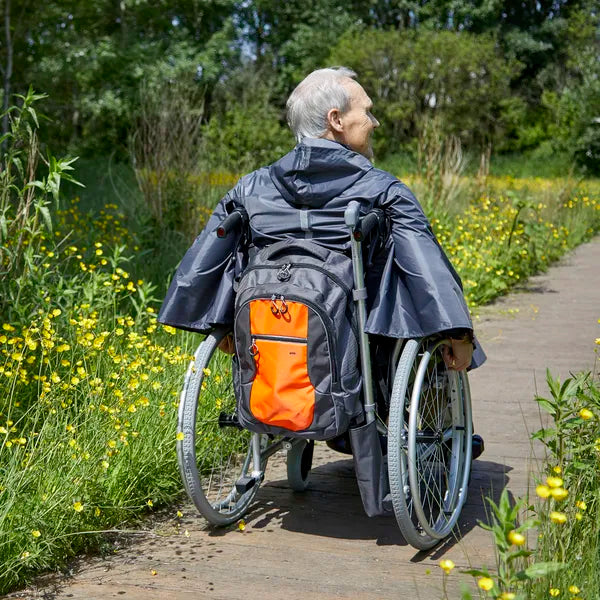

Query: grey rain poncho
[{"left": 158, "top": 138, "right": 485, "bottom": 368}]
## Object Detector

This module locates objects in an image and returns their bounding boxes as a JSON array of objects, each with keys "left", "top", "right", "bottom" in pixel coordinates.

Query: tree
[
  {"left": 3, "top": 0, "right": 238, "bottom": 156},
  {"left": 542, "top": 5, "right": 600, "bottom": 173},
  {"left": 329, "top": 28, "right": 517, "bottom": 153},
  {"left": 236, "top": 0, "right": 359, "bottom": 98}
]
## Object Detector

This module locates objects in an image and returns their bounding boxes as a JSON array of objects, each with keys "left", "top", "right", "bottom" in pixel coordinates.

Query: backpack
[{"left": 232, "top": 239, "right": 362, "bottom": 440}]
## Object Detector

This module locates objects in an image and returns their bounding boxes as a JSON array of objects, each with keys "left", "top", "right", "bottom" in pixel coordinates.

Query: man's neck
[{"left": 322, "top": 131, "right": 342, "bottom": 144}]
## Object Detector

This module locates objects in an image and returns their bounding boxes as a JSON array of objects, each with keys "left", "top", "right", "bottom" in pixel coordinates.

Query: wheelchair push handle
[
  {"left": 344, "top": 201, "right": 386, "bottom": 241},
  {"left": 354, "top": 209, "right": 385, "bottom": 241},
  {"left": 216, "top": 207, "right": 249, "bottom": 238}
]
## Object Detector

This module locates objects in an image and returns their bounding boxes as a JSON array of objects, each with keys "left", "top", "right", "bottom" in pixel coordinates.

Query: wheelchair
[{"left": 176, "top": 201, "right": 473, "bottom": 551}]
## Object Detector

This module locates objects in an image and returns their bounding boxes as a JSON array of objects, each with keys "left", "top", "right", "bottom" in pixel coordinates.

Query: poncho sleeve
[
  {"left": 157, "top": 187, "right": 244, "bottom": 333},
  {"left": 366, "top": 181, "right": 486, "bottom": 368}
]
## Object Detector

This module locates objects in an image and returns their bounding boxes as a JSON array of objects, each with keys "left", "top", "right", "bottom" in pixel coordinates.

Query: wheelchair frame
[{"left": 176, "top": 201, "right": 473, "bottom": 550}]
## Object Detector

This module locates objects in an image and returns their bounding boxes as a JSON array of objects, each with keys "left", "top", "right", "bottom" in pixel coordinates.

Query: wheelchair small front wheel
[
  {"left": 286, "top": 439, "right": 314, "bottom": 492},
  {"left": 388, "top": 338, "right": 472, "bottom": 550},
  {"left": 177, "top": 327, "right": 265, "bottom": 526}
]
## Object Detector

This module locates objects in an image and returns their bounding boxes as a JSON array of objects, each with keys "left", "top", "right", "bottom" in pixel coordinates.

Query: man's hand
[
  {"left": 218, "top": 334, "right": 235, "bottom": 354},
  {"left": 442, "top": 337, "right": 473, "bottom": 371}
]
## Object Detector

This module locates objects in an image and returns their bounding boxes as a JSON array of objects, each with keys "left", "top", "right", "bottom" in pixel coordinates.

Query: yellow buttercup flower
[
  {"left": 550, "top": 511, "right": 567, "bottom": 524},
  {"left": 536, "top": 484, "right": 551, "bottom": 498},
  {"left": 31, "top": 530, "right": 41, "bottom": 538},
  {"left": 549, "top": 589, "right": 560, "bottom": 597},
  {"left": 478, "top": 577, "right": 494, "bottom": 591},
  {"left": 238, "top": 519, "right": 246, "bottom": 531},
  {"left": 579, "top": 408, "right": 593, "bottom": 420},
  {"left": 176, "top": 432, "right": 185, "bottom": 441},
  {"left": 575, "top": 500, "right": 587, "bottom": 511},
  {"left": 546, "top": 476, "right": 563, "bottom": 488},
  {"left": 73, "top": 501, "right": 84, "bottom": 512},
  {"left": 507, "top": 530, "right": 526, "bottom": 546},
  {"left": 439, "top": 559, "right": 455, "bottom": 574},
  {"left": 568, "top": 586, "right": 580, "bottom": 594},
  {"left": 499, "top": 593, "right": 516, "bottom": 600},
  {"left": 550, "top": 487, "right": 568, "bottom": 501}
]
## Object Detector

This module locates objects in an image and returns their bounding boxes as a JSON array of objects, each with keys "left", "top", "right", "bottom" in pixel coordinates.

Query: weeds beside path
[{"left": 8, "top": 237, "right": 600, "bottom": 600}]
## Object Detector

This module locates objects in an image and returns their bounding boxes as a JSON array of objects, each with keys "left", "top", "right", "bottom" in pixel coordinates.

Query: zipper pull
[
  {"left": 279, "top": 295, "right": 288, "bottom": 315},
  {"left": 270, "top": 294, "right": 280, "bottom": 315},
  {"left": 249, "top": 337, "right": 259, "bottom": 357},
  {"left": 277, "top": 263, "right": 291, "bottom": 282}
]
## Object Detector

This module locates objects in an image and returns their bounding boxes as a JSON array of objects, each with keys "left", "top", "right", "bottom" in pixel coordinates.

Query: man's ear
[{"left": 326, "top": 107, "right": 344, "bottom": 133}]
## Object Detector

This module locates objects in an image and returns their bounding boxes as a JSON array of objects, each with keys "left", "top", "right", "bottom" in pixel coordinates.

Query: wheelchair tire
[
  {"left": 388, "top": 338, "right": 472, "bottom": 550},
  {"left": 177, "top": 327, "right": 265, "bottom": 526},
  {"left": 286, "top": 439, "right": 314, "bottom": 492}
]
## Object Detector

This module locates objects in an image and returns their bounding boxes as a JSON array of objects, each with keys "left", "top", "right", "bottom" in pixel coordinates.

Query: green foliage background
[{"left": 2, "top": 0, "right": 599, "bottom": 173}]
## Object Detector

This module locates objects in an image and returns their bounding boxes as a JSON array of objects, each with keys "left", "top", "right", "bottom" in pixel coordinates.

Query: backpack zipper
[
  {"left": 251, "top": 334, "right": 308, "bottom": 343},
  {"left": 239, "top": 262, "right": 359, "bottom": 341},
  {"left": 241, "top": 263, "right": 352, "bottom": 296}
]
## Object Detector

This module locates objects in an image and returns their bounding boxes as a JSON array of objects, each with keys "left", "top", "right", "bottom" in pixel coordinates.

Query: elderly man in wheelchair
[{"left": 158, "top": 67, "right": 486, "bottom": 550}]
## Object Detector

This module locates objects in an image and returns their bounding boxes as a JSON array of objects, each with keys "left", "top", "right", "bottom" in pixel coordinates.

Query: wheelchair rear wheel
[
  {"left": 388, "top": 338, "right": 472, "bottom": 550},
  {"left": 177, "top": 327, "right": 265, "bottom": 526}
]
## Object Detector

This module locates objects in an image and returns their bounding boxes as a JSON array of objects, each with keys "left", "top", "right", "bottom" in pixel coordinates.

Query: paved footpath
[{"left": 8, "top": 238, "right": 600, "bottom": 600}]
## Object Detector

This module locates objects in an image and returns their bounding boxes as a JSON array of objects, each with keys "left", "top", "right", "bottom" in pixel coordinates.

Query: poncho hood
[{"left": 270, "top": 138, "right": 374, "bottom": 208}]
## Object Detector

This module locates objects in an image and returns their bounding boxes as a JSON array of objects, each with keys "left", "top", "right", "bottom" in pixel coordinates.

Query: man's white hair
[{"left": 286, "top": 67, "right": 357, "bottom": 142}]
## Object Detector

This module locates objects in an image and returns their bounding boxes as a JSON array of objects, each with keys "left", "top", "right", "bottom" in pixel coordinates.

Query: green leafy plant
[
  {"left": 0, "top": 87, "right": 81, "bottom": 321},
  {"left": 461, "top": 489, "right": 564, "bottom": 599}
]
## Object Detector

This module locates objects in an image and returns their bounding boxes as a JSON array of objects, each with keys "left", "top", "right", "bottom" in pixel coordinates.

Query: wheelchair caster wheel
[{"left": 287, "top": 440, "right": 314, "bottom": 492}]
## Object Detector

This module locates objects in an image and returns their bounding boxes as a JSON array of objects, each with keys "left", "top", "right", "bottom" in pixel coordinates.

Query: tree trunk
[{"left": 2, "top": 0, "right": 12, "bottom": 142}]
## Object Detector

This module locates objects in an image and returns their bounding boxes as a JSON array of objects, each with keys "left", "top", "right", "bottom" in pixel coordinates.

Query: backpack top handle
[{"left": 261, "top": 239, "right": 332, "bottom": 262}]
